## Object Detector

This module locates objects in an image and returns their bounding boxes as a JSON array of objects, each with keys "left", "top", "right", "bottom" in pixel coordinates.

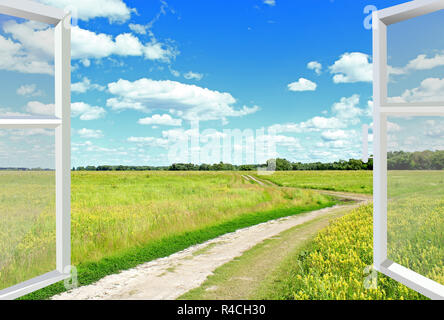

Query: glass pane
[
  {"left": 0, "top": 129, "right": 55, "bottom": 291},
  {"left": 387, "top": 9, "right": 444, "bottom": 104},
  {"left": 387, "top": 116, "right": 444, "bottom": 285},
  {"left": 0, "top": 13, "right": 55, "bottom": 117}
]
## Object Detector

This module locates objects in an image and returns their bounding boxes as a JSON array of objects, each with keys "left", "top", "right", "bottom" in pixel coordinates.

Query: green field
[
  {"left": 0, "top": 171, "right": 334, "bottom": 294},
  {"left": 255, "top": 171, "right": 373, "bottom": 194},
  {"left": 387, "top": 171, "right": 444, "bottom": 285},
  {"left": 1, "top": 170, "right": 442, "bottom": 300}
]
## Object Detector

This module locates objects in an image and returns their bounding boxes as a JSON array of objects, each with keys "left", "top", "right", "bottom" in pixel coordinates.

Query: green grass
[
  {"left": 179, "top": 205, "right": 350, "bottom": 300},
  {"left": 256, "top": 204, "right": 427, "bottom": 300},
  {"left": 255, "top": 171, "right": 373, "bottom": 194},
  {"left": 387, "top": 171, "right": 444, "bottom": 285},
  {"left": 21, "top": 201, "right": 335, "bottom": 300},
  {"left": 0, "top": 170, "right": 335, "bottom": 298},
  {"left": 0, "top": 171, "right": 56, "bottom": 291}
]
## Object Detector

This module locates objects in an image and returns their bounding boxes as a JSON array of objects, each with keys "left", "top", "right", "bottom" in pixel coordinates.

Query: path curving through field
[{"left": 53, "top": 188, "right": 370, "bottom": 300}]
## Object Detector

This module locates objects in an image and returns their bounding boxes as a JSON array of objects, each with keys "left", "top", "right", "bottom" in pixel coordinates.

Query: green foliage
[
  {"left": 72, "top": 158, "right": 373, "bottom": 172},
  {"left": 388, "top": 150, "right": 444, "bottom": 170}
]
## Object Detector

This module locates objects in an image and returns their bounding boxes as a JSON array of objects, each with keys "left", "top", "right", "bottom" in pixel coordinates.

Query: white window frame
[
  {"left": 373, "top": 0, "right": 444, "bottom": 300},
  {"left": 0, "top": 0, "right": 71, "bottom": 300}
]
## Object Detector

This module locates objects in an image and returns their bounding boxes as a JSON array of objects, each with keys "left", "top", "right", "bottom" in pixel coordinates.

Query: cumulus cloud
[
  {"left": 72, "top": 26, "right": 177, "bottom": 62},
  {"left": 389, "top": 77, "right": 444, "bottom": 102},
  {"left": 307, "top": 61, "right": 322, "bottom": 75},
  {"left": 269, "top": 94, "right": 365, "bottom": 138},
  {"left": 72, "top": 77, "right": 105, "bottom": 93},
  {"left": 129, "top": 24, "right": 148, "bottom": 35},
  {"left": 38, "top": 0, "right": 134, "bottom": 23},
  {"left": 405, "top": 53, "right": 444, "bottom": 71},
  {"left": 77, "top": 128, "right": 104, "bottom": 138},
  {"left": 0, "top": 24, "right": 53, "bottom": 75},
  {"left": 288, "top": 78, "right": 317, "bottom": 92},
  {"left": 184, "top": 71, "right": 204, "bottom": 81},
  {"left": 321, "top": 129, "right": 354, "bottom": 141},
  {"left": 263, "top": 0, "right": 276, "bottom": 6},
  {"left": 107, "top": 78, "right": 259, "bottom": 122},
  {"left": 329, "top": 52, "right": 373, "bottom": 83},
  {"left": 0, "top": 19, "right": 178, "bottom": 75},
  {"left": 331, "top": 94, "right": 363, "bottom": 123},
  {"left": 17, "top": 84, "right": 43, "bottom": 97},
  {"left": 25, "top": 101, "right": 54, "bottom": 116},
  {"left": 71, "top": 102, "right": 106, "bottom": 120},
  {"left": 138, "top": 114, "right": 182, "bottom": 127}
]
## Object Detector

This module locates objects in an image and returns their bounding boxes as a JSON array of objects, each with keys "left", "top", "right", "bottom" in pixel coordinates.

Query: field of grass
[
  {"left": 387, "top": 171, "right": 444, "bottom": 285},
  {"left": 2, "top": 169, "right": 442, "bottom": 300},
  {"left": 0, "top": 171, "right": 56, "bottom": 291},
  {"left": 255, "top": 171, "right": 373, "bottom": 194},
  {"left": 0, "top": 171, "right": 335, "bottom": 296},
  {"left": 257, "top": 204, "right": 427, "bottom": 300},
  {"left": 254, "top": 170, "right": 443, "bottom": 299}
]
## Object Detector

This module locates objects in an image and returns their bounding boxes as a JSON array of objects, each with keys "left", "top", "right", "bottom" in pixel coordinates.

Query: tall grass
[
  {"left": 387, "top": 171, "right": 444, "bottom": 285},
  {"left": 258, "top": 205, "right": 427, "bottom": 300},
  {"left": 256, "top": 171, "right": 373, "bottom": 194},
  {"left": 0, "top": 171, "right": 334, "bottom": 295},
  {"left": 0, "top": 171, "right": 56, "bottom": 291}
]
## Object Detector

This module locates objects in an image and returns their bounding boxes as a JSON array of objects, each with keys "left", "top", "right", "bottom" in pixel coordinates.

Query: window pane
[
  {"left": 0, "top": 13, "right": 54, "bottom": 117},
  {"left": 0, "top": 129, "right": 55, "bottom": 291},
  {"left": 387, "top": 9, "right": 444, "bottom": 104},
  {"left": 387, "top": 116, "right": 444, "bottom": 285}
]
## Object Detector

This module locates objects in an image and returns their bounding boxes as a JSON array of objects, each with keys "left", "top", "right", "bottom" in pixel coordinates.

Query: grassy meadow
[
  {"left": 387, "top": 171, "right": 444, "bottom": 285},
  {"left": 0, "top": 171, "right": 56, "bottom": 291},
  {"left": 0, "top": 171, "right": 335, "bottom": 294},
  {"left": 256, "top": 171, "right": 373, "bottom": 194},
  {"left": 1, "top": 169, "right": 442, "bottom": 299}
]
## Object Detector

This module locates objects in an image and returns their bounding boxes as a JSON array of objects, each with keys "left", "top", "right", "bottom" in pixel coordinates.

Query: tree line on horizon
[{"left": 73, "top": 157, "right": 374, "bottom": 171}]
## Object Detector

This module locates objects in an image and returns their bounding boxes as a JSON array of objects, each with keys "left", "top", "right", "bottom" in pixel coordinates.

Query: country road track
[{"left": 53, "top": 176, "right": 371, "bottom": 300}]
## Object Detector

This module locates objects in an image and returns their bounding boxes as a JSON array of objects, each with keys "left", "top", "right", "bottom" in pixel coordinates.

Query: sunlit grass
[
  {"left": 1, "top": 171, "right": 334, "bottom": 292},
  {"left": 255, "top": 171, "right": 373, "bottom": 194}
]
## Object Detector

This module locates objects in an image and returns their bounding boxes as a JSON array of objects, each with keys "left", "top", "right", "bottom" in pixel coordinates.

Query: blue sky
[{"left": 1, "top": 0, "right": 444, "bottom": 168}]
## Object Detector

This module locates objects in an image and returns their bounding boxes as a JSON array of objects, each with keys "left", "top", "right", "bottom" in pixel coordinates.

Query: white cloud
[
  {"left": 271, "top": 95, "right": 363, "bottom": 133},
  {"left": 331, "top": 94, "right": 362, "bottom": 123},
  {"left": 0, "top": 107, "right": 29, "bottom": 117},
  {"left": 288, "top": 78, "right": 317, "bottom": 92},
  {"left": 25, "top": 101, "right": 54, "bottom": 116},
  {"left": 184, "top": 71, "right": 204, "bottom": 81},
  {"left": 0, "top": 28, "right": 53, "bottom": 75},
  {"left": 129, "top": 24, "right": 148, "bottom": 35},
  {"left": 405, "top": 53, "right": 444, "bottom": 71},
  {"left": 71, "top": 102, "right": 106, "bottom": 120},
  {"left": 138, "top": 114, "right": 182, "bottom": 127},
  {"left": 107, "top": 78, "right": 259, "bottom": 122},
  {"left": 390, "top": 77, "right": 444, "bottom": 102},
  {"left": 307, "top": 61, "right": 322, "bottom": 75},
  {"left": 263, "top": 0, "right": 276, "bottom": 6},
  {"left": 1, "top": 19, "right": 177, "bottom": 73},
  {"left": 329, "top": 52, "right": 373, "bottom": 83},
  {"left": 72, "top": 77, "right": 105, "bottom": 93},
  {"left": 17, "top": 84, "right": 43, "bottom": 97},
  {"left": 387, "top": 121, "right": 401, "bottom": 132},
  {"left": 77, "top": 128, "right": 104, "bottom": 138},
  {"left": 321, "top": 129, "right": 352, "bottom": 141},
  {"left": 38, "top": 0, "right": 134, "bottom": 23},
  {"left": 71, "top": 26, "right": 177, "bottom": 62}
]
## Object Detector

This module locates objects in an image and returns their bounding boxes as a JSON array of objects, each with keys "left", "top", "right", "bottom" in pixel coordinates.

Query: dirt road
[{"left": 53, "top": 189, "right": 370, "bottom": 300}]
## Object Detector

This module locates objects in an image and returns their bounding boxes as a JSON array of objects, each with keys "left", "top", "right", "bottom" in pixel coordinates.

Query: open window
[
  {"left": 0, "top": 0, "right": 71, "bottom": 300},
  {"left": 373, "top": 0, "right": 444, "bottom": 300}
]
